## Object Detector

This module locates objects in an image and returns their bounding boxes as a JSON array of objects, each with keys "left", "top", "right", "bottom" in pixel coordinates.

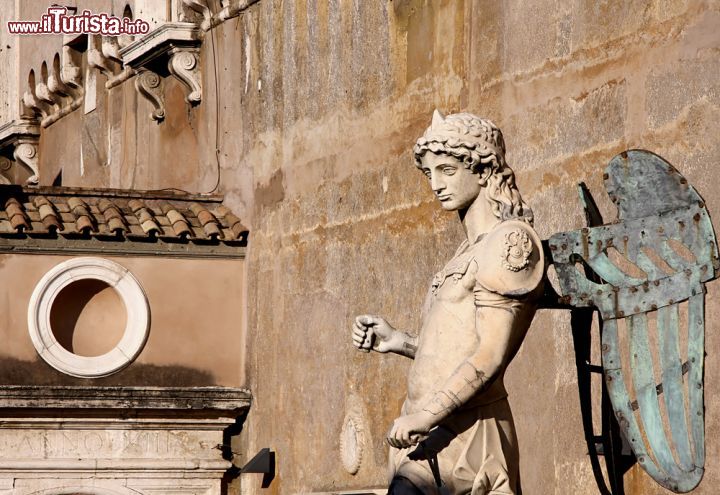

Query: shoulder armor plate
[{"left": 473, "top": 220, "right": 544, "bottom": 297}]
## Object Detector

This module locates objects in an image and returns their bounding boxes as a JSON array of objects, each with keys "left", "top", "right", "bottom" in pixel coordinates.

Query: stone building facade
[{"left": 0, "top": 0, "right": 719, "bottom": 494}]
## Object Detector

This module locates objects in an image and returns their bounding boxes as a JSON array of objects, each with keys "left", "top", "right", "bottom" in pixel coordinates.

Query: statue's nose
[{"left": 430, "top": 173, "right": 445, "bottom": 192}]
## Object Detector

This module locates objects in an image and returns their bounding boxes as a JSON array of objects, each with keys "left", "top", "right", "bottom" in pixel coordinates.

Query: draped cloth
[{"left": 389, "top": 397, "right": 521, "bottom": 495}]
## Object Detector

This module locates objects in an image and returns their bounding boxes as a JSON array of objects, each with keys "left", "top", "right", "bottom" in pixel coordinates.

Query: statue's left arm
[{"left": 387, "top": 221, "right": 544, "bottom": 449}]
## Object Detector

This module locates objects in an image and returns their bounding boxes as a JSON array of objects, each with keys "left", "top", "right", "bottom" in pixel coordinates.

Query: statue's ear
[
  {"left": 478, "top": 166, "right": 491, "bottom": 186},
  {"left": 431, "top": 109, "right": 445, "bottom": 129}
]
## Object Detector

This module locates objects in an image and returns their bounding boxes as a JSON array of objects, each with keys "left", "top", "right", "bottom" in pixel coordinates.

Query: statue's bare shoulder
[{"left": 472, "top": 220, "right": 545, "bottom": 298}]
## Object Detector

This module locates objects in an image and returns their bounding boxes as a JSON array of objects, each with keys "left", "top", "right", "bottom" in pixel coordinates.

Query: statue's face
[{"left": 419, "top": 152, "right": 481, "bottom": 211}]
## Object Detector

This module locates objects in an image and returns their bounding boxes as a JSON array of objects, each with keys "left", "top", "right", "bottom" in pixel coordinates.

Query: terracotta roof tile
[
  {"left": 5, "top": 198, "right": 30, "bottom": 232},
  {"left": 190, "top": 203, "right": 223, "bottom": 239},
  {"left": 34, "top": 196, "right": 63, "bottom": 232},
  {"left": 128, "top": 199, "right": 161, "bottom": 235},
  {"left": 67, "top": 197, "right": 95, "bottom": 233},
  {"left": 0, "top": 186, "right": 248, "bottom": 257},
  {"left": 159, "top": 201, "right": 192, "bottom": 238},
  {"left": 215, "top": 205, "right": 248, "bottom": 239}
]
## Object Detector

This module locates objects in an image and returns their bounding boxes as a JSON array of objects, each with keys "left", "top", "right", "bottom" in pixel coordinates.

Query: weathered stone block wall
[
  {"left": 0, "top": 2, "right": 18, "bottom": 126},
  {"left": 212, "top": 1, "right": 720, "bottom": 494}
]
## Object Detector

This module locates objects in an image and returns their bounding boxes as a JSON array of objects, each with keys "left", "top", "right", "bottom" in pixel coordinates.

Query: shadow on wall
[{"left": 0, "top": 357, "right": 216, "bottom": 386}]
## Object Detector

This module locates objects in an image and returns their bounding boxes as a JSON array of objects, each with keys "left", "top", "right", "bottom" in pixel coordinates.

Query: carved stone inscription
[{"left": 0, "top": 429, "right": 215, "bottom": 459}]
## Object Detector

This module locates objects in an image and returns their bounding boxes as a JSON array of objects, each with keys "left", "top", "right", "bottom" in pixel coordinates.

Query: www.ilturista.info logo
[{"left": 7, "top": 6, "right": 150, "bottom": 36}]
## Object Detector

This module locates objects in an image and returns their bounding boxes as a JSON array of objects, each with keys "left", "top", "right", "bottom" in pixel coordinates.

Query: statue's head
[{"left": 413, "top": 110, "right": 532, "bottom": 224}]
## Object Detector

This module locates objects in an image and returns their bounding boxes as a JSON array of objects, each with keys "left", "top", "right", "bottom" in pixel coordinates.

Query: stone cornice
[
  {"left": 0, "top": 119, "right": 40, "bottom": 148},
  {"left": 120, "top": 23, "right": 201, "bottom": 68},
  {"left": 0, "top": 385, "right": 251, "bottom": 413}
]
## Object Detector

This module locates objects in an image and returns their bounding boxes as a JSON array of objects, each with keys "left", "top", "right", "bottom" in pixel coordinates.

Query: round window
[{"left": 28, "top": 257, "right": 150, "bottom": 378}]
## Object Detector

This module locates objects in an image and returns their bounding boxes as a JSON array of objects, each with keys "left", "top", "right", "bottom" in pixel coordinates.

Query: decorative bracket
[
  {"left": 23, "top": 70, "right": 50, "bottom": 121},
  {"left": 0, "top": 120, "right": 41, "bottom": 185},
  {"left": 119, "top": 23, "right": 203, "bottom": 117},
  {"left": 88, "top": 35, "right": 115, "bottom": 78},
  {"left": 39, "top": 47, "right": 86, "bottom": 127},
  {"left": 168, "top": 48, "right": 202, "bottom": 104},
  {"left": 13, "top": 139, "right": 40, "bottom": 185},
  {"left": 103, "top": 36, "right": 137, "bottom": 90},
  {"left": 135, "top": 69, "right": 165, "bottom": 121},
  {"left": 35, "top": 72, "right": 62, "bottom": 113},
  {"left": 60, "top": 45, "right": 83, "bottom": 92}
]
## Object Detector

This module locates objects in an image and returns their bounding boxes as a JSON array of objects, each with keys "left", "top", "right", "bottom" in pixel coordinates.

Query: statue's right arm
[{"left": 351, "top": 315, "right": 417, "bottom": 359}]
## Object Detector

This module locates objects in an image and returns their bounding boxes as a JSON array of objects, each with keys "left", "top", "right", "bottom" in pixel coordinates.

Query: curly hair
[{"left": 413, "top": 112, "right": 533, "bottom": 225}]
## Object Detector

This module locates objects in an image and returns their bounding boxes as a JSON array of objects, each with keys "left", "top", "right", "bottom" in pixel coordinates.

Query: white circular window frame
[{"left": 28, "top": 257, "right": 150, "bottom": 378}]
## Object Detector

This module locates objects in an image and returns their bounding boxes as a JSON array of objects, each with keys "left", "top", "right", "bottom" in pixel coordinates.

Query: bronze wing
[{"left": 548, "top": 150, "right": 718, "bottom": 492}]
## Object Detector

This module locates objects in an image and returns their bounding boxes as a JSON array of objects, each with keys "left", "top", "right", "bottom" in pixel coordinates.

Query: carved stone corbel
[
  {"left": 88, "top": 35, "right": 115, "bottom": 77},
  {"left": 35, "top": 80, "right": 61, "bottom": 112},
  {"left": 61, "top": 46, "right": 83, "bottom": 90},
  {"left": 22, "top": 92, "right": 46, "bottom": 120},
  {"left": 216, "top": 0, "right": 260, "bottom": 25},
  {"left": 23, "top": 71, "right": 50, "bottom": 121},
  {"left": 102, "top": 36, "right": 122, "bottom": 64},
  {"left": 0, "top": 158, "right": 13, "bottom": 185},
  {"left": 135, "top": 69, "right": 165, "bottom": 121},
  {"left": 168, "top": 48, "right": 202, "bottom": 104},
  {"left": 38, "top": 60, "right": 71, "bottom": 127},
  {"left": 13, "top": 139, "right": 39, "bottom": 185},
  {"left": 182, "top": 0, "right": 213, "bottom": 30},
  {"left": 103, "top": 36, "right": 136, "bottom": 89},
  {"left": 41, "top": 54, "right": 82, "bottom": 127},
  {"left": 48, "top": 59, "right": 73, "bottom": 100},
  {"left": 0, "top": 120, "right": 41, "bottom": 185},
  {"left": 119, "top": 23, "right": 202, "bottom": 117}
]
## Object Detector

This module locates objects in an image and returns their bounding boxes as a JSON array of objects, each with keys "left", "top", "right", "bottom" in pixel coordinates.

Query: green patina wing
[{"left": 548, "top": 150, "right": 718, "bottom": 493}]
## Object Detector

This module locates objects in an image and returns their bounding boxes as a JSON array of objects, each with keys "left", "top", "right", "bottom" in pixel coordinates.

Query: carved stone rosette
[
  {"left": 135, "top": 69, "right": 166, "bottom": 122},
  {"left": 168, "top": 48, "right": 202, "bottom": 104}
]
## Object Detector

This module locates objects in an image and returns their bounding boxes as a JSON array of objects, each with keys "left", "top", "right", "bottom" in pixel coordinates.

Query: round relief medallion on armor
[
  {"left": 27, "top": 257, "right": 150, "bottom": 378},
  {"left": 502, "top": 228, "right": 533, "bottom": 272}
]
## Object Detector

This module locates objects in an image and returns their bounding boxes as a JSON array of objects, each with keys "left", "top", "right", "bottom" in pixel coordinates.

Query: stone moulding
[
  {"left": 0, "top": 119, "right": 41, "bottom": 185},
  {"left": 0, "top": 385, "right": 251, "bottom": 495},
  {"left": 0, "top": 385, "right": 251, "bottom": 411},
  {"left": 120, "top": 23, "right": 203, "bottom": 115}
]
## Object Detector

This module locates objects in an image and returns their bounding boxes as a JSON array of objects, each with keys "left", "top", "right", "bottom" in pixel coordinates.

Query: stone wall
[
  {"left": 2, "top": 0, "right": 719, "bottom": 494},
  {"left": 0, "top": 1, "right": 18, "bottom": 126},
  {"left": 218, "top": 1, "right": 720, "bottom": 494}
]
